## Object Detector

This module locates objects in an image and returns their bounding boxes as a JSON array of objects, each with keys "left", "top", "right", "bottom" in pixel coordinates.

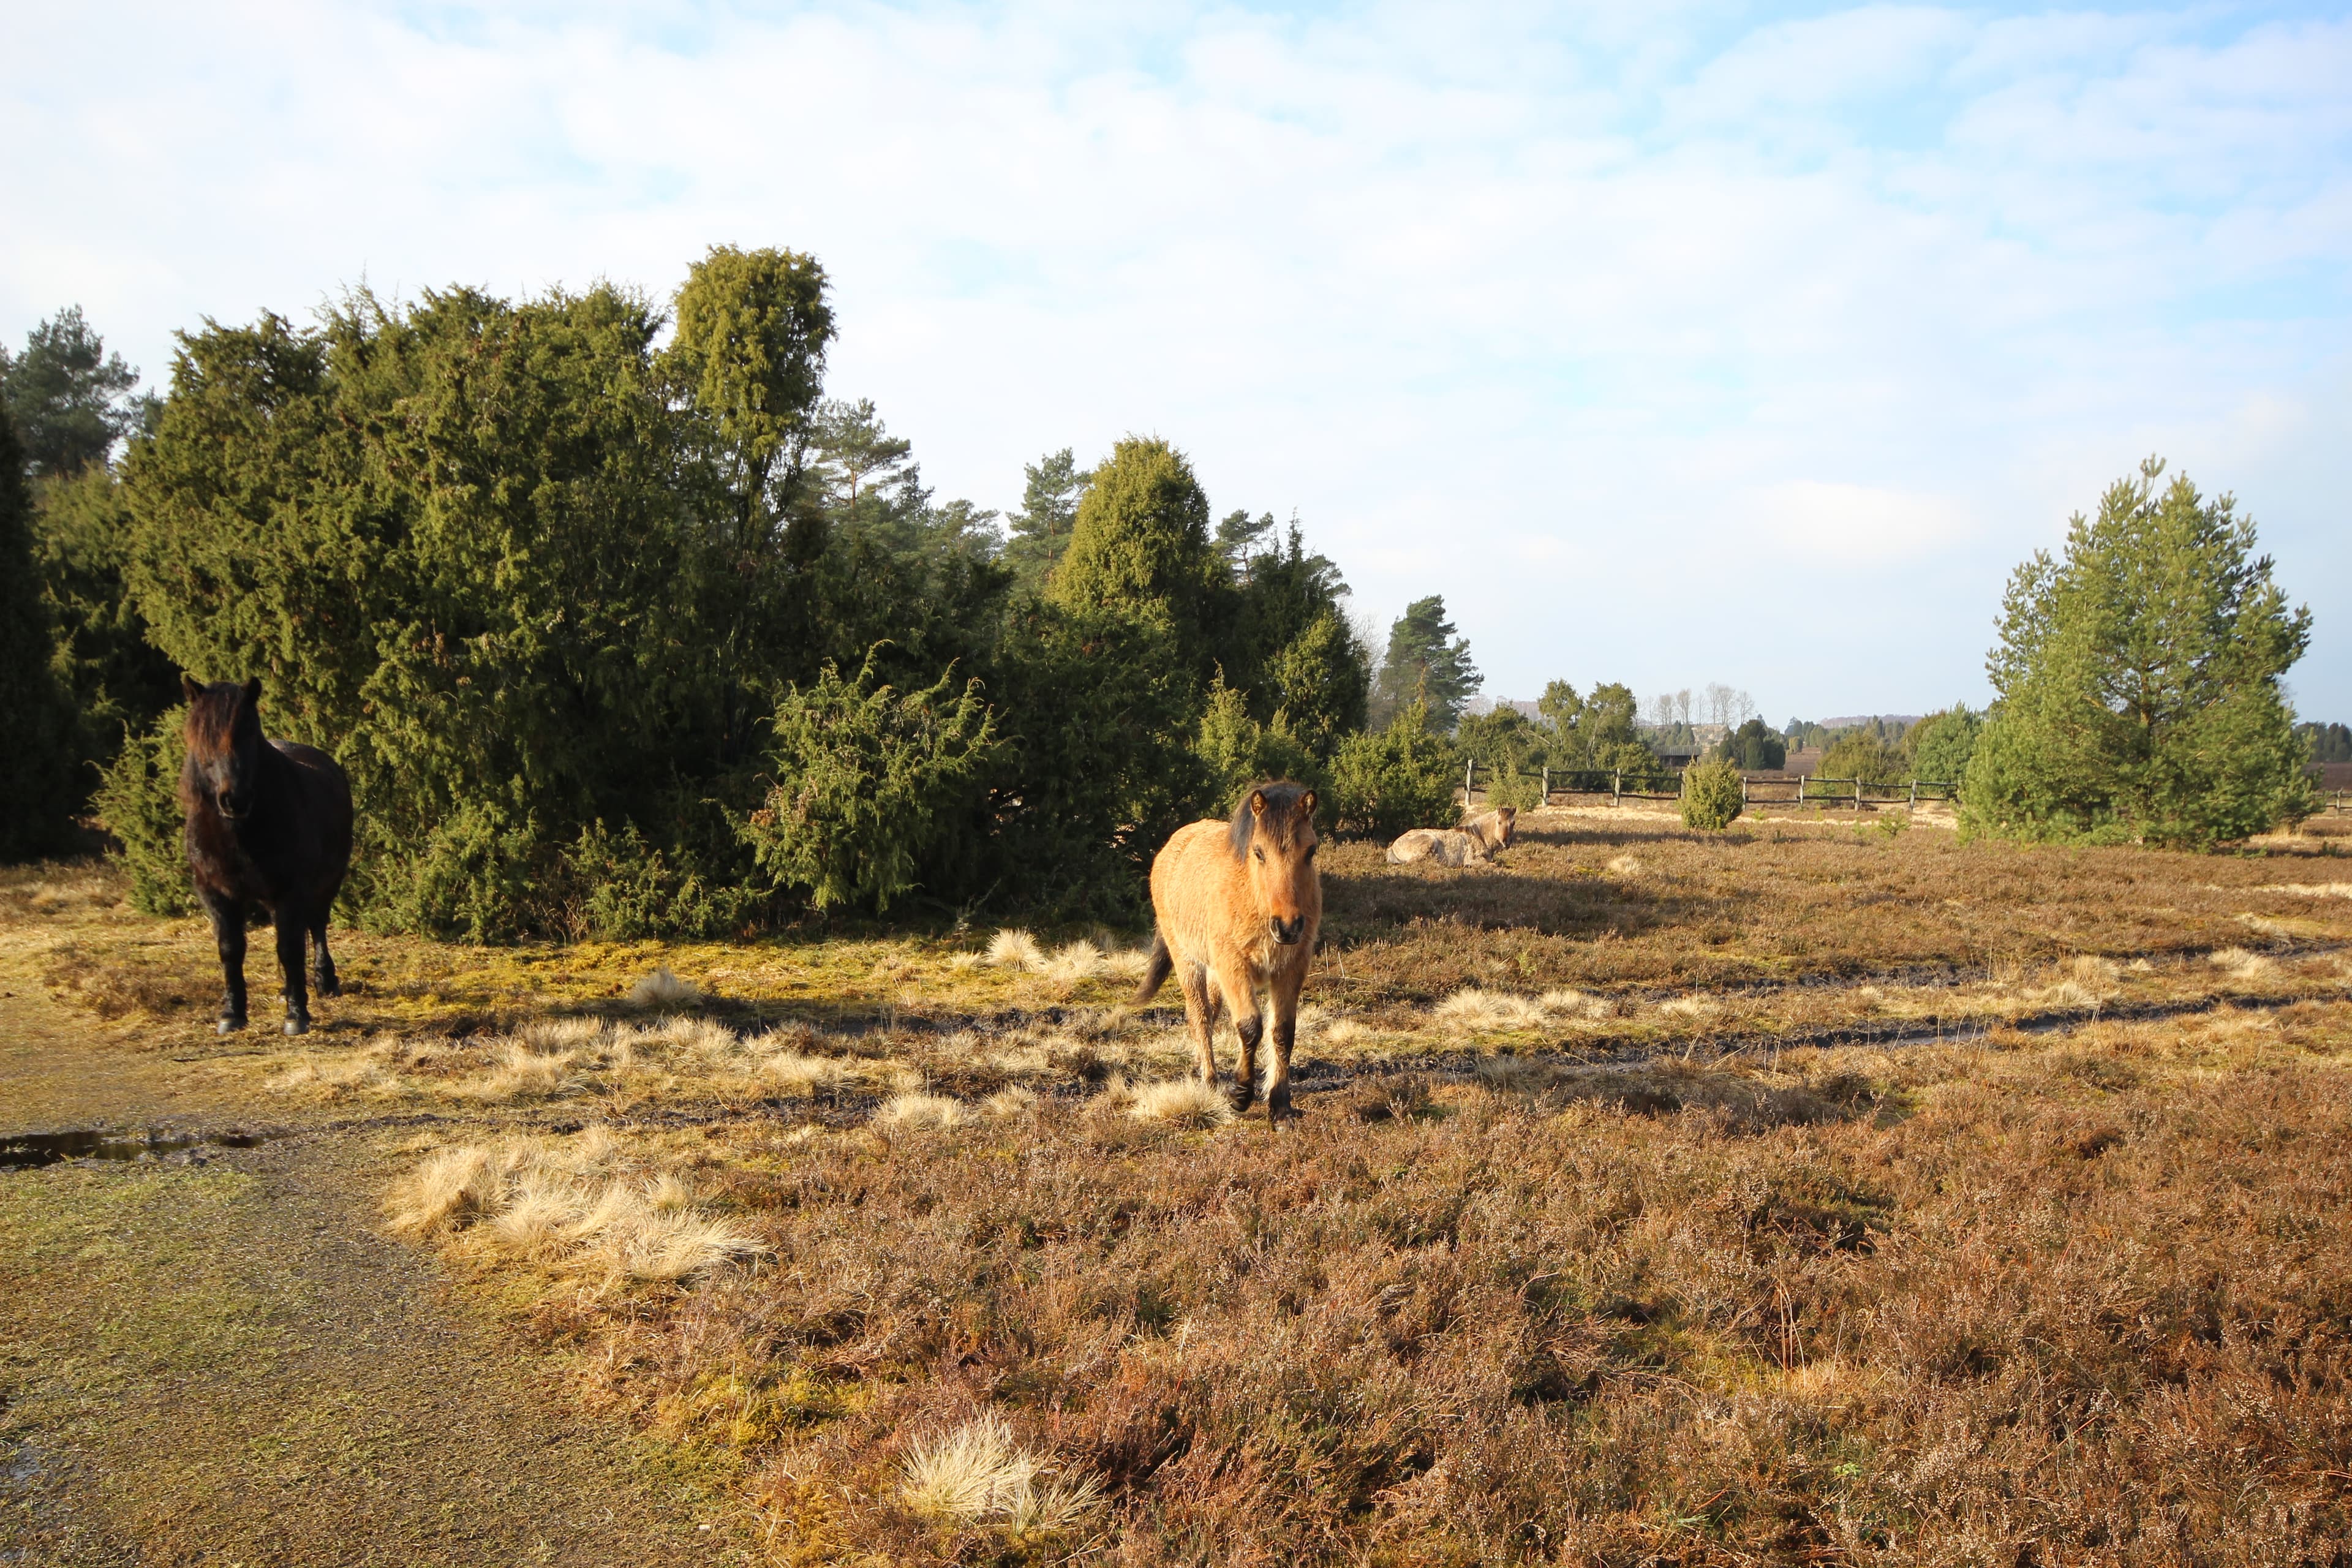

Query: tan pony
[
  {"left": 1136, "top": 782, "right": 1321, "bottom": 1121},
  {"left": 1386, "top": 805, "right": 1517, "bottom": 866}
]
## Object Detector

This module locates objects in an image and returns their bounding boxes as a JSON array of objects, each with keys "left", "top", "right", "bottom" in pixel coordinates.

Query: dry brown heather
[{"left": 12, "top": 810, "right": 2352, "bottom": 1563}]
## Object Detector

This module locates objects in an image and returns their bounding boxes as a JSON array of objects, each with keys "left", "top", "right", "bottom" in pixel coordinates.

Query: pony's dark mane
[{"left": 1227, "top": 780, "right": 1314, "bottom": 860}]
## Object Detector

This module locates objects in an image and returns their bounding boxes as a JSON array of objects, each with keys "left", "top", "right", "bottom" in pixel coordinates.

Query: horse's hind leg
[
  {"left": 200, "top": 888, "right": 248, "bottom": 1033},
  {"left": 1177, "top": 957, "right": 1218, "bottom": 1087},
  {"left": 273, "top": 907, "right": 312, "bottom": 1036},
  {"left": 309, "top": 914, "right": 340, "bottom": 998}
]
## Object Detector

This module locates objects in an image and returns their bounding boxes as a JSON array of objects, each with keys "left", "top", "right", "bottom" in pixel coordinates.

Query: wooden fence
[{"left": 1463, "top": 760, "right": 1960, "bottom": 812}]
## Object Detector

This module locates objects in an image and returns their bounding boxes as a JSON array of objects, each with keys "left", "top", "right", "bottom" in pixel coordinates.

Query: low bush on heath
[{"left": 1680, "top": 755, "right": 1745, "bottom": 831}]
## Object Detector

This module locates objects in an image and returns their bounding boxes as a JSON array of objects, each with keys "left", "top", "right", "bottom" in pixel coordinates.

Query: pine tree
[
  {"left": 1963, "top": 458, "right": 2312, "bottom": 846},
  {"left": 1374, "top": 596, "right": 1480, "bottom": 731}
]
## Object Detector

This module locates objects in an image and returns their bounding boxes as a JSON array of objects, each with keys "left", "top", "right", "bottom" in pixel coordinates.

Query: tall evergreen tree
[
  {"left": 1, "top": 306, "right": 148, "bottom": 478},
  {"left": 1001, "top": 448, "right": 1091, "bottom": 594},
  {"left": 1374, "top": 595, "right": 1480, "bottom": 731},
  {"left": 1046, "top": 435, "right": 1227, "bottom": 687},
  {"left": 0, "top": 403, "right": 80, "bottom": 859},
  {"left": 1963, "top": 458, "right": 2312, "bottom": 846}
]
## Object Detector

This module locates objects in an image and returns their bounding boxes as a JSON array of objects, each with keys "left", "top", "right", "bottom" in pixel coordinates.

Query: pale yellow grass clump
[
  {"left": 874, "top": 1092, "right": 971, "bottom": 1131},
  {"left": 2253, "top": 882, "right": 2352, "bottom": 900},
  {"left": 1539, "top": 988, "right": 1611, "bottom": 1020},
  {"left": 1606, "top": 854, "right": 1645, "bottom": 876},
  {"left": 2210, "top": 947, "right": 2278, "bottom": 981},
  {"left": 900, "top": 1414, "right": 1102, "bottom": 1534},
  {"left": 986, "top": 929, "right": 1046, "bottom": 970},
  {"left": 628, "top": 967, "right": 704, "bottom": 1007},
  {"left": 1126, "top": 1076, "right": 1234, "bottom": 1128},
  {"left": 384, "top": 1129, "right": 762, "bottom": 1284},
  {"left": 1434, "top": 987, "right": 1550, "bottom": 1031},
  {"left": 1040, "top": 941, "right": 1104, "bottom": 984},
  {"left": 1656, "top": 996, "right": 1717, "bottom": 1020}
]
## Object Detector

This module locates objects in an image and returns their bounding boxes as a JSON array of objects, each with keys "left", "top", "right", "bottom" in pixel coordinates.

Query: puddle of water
[{"left": 0, "top": 1128, "right": 284, "bottom": 1172}]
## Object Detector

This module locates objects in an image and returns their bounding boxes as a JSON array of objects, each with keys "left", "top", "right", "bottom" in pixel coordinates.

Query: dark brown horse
[{"left": 180, "top": 677, "right": 353, "bottom": 1036}]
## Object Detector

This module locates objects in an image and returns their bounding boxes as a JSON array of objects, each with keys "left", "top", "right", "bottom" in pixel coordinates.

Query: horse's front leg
[
  {"left": 200, "top": 889, "right": 249, "bottom": 1033},
  {"left": 273, "top": 905, "right": 312, "bottom": 1036},
  {"left": 1265, "top": 960, "right": 1308, "bottom": 1123},
  {"left": 1210, "top": 956, "right": 1263, "bottom": 1113}
]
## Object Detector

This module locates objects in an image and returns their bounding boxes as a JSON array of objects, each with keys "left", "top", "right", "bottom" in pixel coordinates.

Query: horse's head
[
  {"left": 1492, "top": 806, "right": 1517, "bottom": 848},
  {"left": 1229, "top": 782, "right": 1320, "bottom": 946},
  {"left": 183, "top": 676, "right": 265, "bottom": 822}
]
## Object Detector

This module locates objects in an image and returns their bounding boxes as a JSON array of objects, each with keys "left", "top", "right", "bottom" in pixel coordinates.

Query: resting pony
[
  {"left": 179, "top": 677, "right": 354, "bottom": 1036},
  {"left": 1386, "top": 805, "right": 1517, "bottom": 866},
  {"left": 1136, "top": 782, "right": 1321, "bottom": 1121}
]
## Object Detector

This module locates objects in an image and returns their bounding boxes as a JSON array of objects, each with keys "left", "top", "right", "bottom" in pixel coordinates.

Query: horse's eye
[
  {"left": 1253, "top": 848, "right": 1265, "bottom": 862},
  {"left": 1306, "top": 843, "right": 1318, "bottom": 858}
]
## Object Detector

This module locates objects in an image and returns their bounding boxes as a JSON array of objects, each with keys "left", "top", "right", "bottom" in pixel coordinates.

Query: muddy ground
[{"left": 0, "top": 943, "right": 753, "bottom": 1567}]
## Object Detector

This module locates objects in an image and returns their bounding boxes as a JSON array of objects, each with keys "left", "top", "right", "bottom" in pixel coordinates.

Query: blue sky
[{"left": 5, "top": 1, "right": 2346, "bottom": 721}]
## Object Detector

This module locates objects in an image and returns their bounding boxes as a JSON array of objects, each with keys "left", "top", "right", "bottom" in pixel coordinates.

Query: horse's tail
[{"left": 1134, "top": 933, "right": 1173, "bottom": 1003}]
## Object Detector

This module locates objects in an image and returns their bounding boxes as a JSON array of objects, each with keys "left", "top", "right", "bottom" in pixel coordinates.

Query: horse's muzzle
[{"left": 1269, "top": 916, "right": 1306, "bottom": 946}]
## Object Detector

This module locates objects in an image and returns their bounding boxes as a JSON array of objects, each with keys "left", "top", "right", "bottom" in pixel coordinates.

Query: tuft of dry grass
[
  {"left": 2210, "top": 946, "right": 2280, "bottom": 981},
  {"left": 984, "top": 929, "right": 1045, "bottom": 970},
  {"left": 1124, "top": 1076, "right": 1234, "bottom": 1128},
  {"left": 383, "top": 1129, "right": 762, "bottom": 1285},
  {"left": 873, "top": 1092, "right": 970, "bottom": 1131},
  {"left": 627, "top": 967, "right": 703, "bottom": 1008},
  {"left": 899, "top": 1413, "right": 1104, "bottom": 1538}
]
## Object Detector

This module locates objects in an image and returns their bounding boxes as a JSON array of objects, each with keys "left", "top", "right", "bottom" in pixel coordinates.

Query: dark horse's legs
[
  {"left": 274, "top": 906, "right": 312, "bottom": 1036},
  {"left": 309, "top": 914, "right": 340, "bottom": 999},
  {"left": 200, "top": 888, "right": 248, "bottom": 1033}
]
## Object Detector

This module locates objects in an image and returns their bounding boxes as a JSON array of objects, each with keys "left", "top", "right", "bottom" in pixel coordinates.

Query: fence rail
[{"left": 1462, "top": 760, "right": 1960, "bottom": 812}]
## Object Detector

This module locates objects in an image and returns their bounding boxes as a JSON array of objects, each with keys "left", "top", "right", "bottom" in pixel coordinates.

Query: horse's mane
[{"left": 1227, "top": 780, "right": 1314, "bottom": 860}]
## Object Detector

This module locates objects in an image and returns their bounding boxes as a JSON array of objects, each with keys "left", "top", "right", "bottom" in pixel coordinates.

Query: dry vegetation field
[{"left": 9, "top": 805, "right": 2352, "bottom": 1564}]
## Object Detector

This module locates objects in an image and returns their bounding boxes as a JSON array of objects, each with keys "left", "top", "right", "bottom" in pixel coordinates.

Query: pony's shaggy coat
[
  {"left": 1386, "top": 806, "right": 1517, "bottom": 866},
  {"left": 1136, "top": 782, "right": 1321, "bottom": 1120}
]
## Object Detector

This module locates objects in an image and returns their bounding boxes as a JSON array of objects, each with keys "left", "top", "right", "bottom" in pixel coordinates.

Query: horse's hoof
[
  {"left": 283, "top": 1016, "right": 309, "bottom": 1038},
  {"left": 216, "top": 1016, "right": 246, "bottom": 1035},
  {"left": 314, "top": 977, "right": 341, "bottom": 998}
]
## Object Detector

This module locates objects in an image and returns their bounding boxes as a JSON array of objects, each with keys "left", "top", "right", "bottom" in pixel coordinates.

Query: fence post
[
  {"left": 1855, "top": 777, "right": 1863, "bottom": 812},
  {"left": 1464, "top": 758, "right": 1475, "bottom": 802},
  {"left": 1795, "top": 774, "right": 1803, "bottom": 805},
  {"left": 1740, "top": 774, "right": 1748, "bottom": 805},
  {"left": 1909, "top": 778, "right": 1917, "bottom": 809},
  {"left": 1541, "top": 765, "right": 1549, "bottom": 805},
  {"left": 1612, "top": 771, "right": 1621, "bottom": 807}
]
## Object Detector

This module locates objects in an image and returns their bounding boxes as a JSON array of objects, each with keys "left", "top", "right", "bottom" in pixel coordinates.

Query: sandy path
[{"left": 0, "top": 953, "right": 752, "bottom": 1566}]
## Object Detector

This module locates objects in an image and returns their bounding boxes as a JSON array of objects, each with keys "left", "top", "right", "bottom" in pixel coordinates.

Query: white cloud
[{"left": 2, "top": 0, "right": 2346, "bottom": 717}]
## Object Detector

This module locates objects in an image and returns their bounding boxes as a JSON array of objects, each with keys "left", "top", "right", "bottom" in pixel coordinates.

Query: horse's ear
[
  {"left": 243, "top": 677, "right": 263, "bottom": 709},
  {"left": 1248, "top": 789, "right": 1268, "bottom": 818},
  {"left": 1298, "top": 789, "right": 1317, "bottom": 819},
  {"left": 180, "top": 674, "right": 201, "bottom": 704}
]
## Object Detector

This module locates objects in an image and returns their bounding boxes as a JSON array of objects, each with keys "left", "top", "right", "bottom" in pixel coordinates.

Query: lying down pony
[{"left": 1386, "top": 806, "right": 1517, "bottom": 867}]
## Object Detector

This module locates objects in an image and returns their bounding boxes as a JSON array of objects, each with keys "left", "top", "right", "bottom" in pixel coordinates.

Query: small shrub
[
  {"left": 1681, "top": 756, "right": 1745, "bottom": 832},
  {"left": 1329, "top": 698, "right": 1458, "bottom": 839},
  {"left": 93, "top": 707, "right": 192, "bottom": 915},
  {"left": 741, "top": 653, "right": 999, "bottom": 913}
]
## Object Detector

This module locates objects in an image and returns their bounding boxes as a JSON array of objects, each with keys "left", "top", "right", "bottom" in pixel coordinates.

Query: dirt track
[{"left": 0, "top": 948, "right": 750, "bottom": 1567}]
